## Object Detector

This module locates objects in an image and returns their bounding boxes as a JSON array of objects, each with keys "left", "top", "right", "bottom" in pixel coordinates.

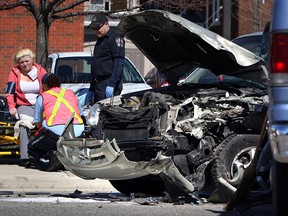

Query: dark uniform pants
[
  {"left": 28, "top": 128, "right": 59, "bottom": 161},
  {"left": 94, "top": 78, "right": 121, "bottom": 102}
]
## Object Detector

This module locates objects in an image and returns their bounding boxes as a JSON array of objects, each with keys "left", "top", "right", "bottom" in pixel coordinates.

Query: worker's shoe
[{"left": 38, "top": 150, "right": 64, "bottom": 172}]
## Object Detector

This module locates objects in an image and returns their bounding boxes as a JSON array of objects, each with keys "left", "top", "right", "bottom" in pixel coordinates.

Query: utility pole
[{"left": 223, "top": 0, "right": 231, "bottom": 40}]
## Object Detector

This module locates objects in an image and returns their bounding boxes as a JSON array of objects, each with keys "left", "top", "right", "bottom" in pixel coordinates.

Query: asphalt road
[{"left": 0, "top": 157, "right": 273, "bottom": 216}]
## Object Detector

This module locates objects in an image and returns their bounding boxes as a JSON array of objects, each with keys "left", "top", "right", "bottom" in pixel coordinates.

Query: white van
[{"left": 47, "top": 52, "right": 151, "bottom": 106}]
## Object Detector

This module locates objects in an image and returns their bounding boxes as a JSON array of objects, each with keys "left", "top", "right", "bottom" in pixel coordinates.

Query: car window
[
  {"left": 183, "top": 67, "right": 266, "bottom": 89},
  {"left": 145, "top": 67, "right": 196, "bottom": 88},
  {"left": 259, "top": 22, "right": 271, "bottom": 65},
  {"left": 184, "top": 68, "right": 217, "bottom": 84},
  {"left": 54, "top": 57, "right": 92, "bottom": 83},
  {"left": 122, "top": 60, "right": 144, "bottom": 83},
  {"left": 50, "top": 56, "right": 144, "bottom": 84},
  {"left": 145, "top": 68, "right": 157, "bottom": 81},
  {"left": 144, "top": 67, "right": 166, "bottom": 88}
]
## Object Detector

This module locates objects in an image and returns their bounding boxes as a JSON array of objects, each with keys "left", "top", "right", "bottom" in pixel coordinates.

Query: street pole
[{"left": 223, "top": 0, "right": 231, "bottom": 40}]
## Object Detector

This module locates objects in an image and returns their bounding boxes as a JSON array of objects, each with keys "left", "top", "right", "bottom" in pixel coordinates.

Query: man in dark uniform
[{"left": 88, "top": 13, "right": 125, "bottom": 102}]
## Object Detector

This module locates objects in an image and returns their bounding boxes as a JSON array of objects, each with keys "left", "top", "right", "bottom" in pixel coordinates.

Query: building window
[{"left": 91, "top": 0, "right": 103, "bottom": 4}]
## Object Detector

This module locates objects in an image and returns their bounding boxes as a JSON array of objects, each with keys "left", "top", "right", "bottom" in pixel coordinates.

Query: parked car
[
  {"left": 56, "top": 10, "right": 268, "bottom": 199},
  {"left": 47, "top": 52, "right": 151, "bottom": 106},
  {"left": 267, "top": 0, "right": 288, "bottom": 214},
  {"left": 145, "top": 67, "right": 196, "bottom": 88},
  {"left": 232, "top": 32, "right": 263, "bottom": 56},
  {"left": 232, "top": 22, "right": 270, "bottom": 65},
  {"left": 144, "top": 67, "right": 166, "bottom": 88}
]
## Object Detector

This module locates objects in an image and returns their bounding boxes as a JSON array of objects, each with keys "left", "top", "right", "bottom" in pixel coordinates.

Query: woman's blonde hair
[{"left": 13, "top": 47, "right": 35, "bottom": 64}]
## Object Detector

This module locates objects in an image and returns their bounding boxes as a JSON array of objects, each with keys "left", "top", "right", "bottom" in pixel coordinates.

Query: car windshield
[
  {"left": 55, "top": 57, "right": 92, "bottom": 83},
  {"left": 53, "top": 57, "right": 145, "bottom": 84},
  {"left": 183, "top": 67, "right": 267, "bottom": 89}
]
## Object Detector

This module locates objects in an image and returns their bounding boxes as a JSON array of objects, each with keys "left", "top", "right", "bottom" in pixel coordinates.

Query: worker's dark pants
[
  {"left": 94, "top": 78, "right": 121, "bottom": 102},
  {"left": 27, "top": 129, "right": 59, "bottom": 161}
]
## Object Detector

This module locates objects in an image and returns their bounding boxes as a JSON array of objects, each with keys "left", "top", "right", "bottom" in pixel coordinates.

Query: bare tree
[
  {"left": 146, "top": 0, "right": 212, "bottom": 12},
  {"left": 0, "top": 0, "right": 97, "bottom": 67}
]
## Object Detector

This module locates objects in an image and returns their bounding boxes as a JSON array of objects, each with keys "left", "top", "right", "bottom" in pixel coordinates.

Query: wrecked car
[{"left": 56, "top": 10, "right": 269, "bottom": 199}]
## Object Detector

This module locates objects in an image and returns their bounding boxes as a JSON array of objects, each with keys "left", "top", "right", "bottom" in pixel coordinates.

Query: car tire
[
  {"left": 273, "top": 160, "right": 288, "bottom": 216},
  {"left": 210, "top": 134, "right": 258, "bottom": 189},
  {"left": 109, "top": 174, "right": 165, "bottom": 196}
]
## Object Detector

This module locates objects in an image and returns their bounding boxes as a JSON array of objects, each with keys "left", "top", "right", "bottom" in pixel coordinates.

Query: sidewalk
[
  {"left": 0, "top": 157, "right": 274, "bottom": 216},
  {"left": 0, "top": 157, "right": 117, "bottom": 194}
]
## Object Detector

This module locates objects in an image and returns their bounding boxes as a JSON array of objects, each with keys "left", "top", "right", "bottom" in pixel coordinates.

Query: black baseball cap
[{"left": 89, "top": 14, "right": 108, "bottom": 30}]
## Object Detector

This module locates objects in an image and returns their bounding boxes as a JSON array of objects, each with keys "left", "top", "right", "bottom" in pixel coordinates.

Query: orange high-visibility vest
[{"left": 42, "top": 87, "right": 83, "bottom": 126}]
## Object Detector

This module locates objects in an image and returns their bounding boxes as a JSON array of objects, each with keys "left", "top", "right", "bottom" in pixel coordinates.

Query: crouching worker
[{"left": 28, "top": 73, "right": 85, "bottom": 171}]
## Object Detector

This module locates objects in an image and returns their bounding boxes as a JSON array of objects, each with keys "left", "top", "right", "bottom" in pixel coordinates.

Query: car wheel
[
  {"left": 109, "top": 175, "right": 165, "bottom": 196},
  {"left": 273, "top": 160, "right": 288, "bottom": 216},
  {"left": 211, "top": 134, "right": 258, "bottom": 188}
]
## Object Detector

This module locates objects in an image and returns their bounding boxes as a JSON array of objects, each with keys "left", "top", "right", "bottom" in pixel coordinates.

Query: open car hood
[{"left": 118, "top": 10, "right": 263, "bottom": 84}]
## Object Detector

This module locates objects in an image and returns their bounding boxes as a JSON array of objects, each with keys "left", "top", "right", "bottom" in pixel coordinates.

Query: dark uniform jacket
[{"left": 90, "top": 29, "right": 125, "bottom": 101}]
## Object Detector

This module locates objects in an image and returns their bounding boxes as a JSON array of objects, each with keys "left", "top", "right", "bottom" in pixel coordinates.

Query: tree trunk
[{"left": 36, "top": 17, "right": 49, "bottom": 69}]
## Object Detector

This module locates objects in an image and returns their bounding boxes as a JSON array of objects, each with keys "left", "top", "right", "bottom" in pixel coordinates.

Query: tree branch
[
  {"left": 53, "top": 0, "right": 88, "bottom": 14},
  {"left": 24, "top": 0, "right": 39, "bottom": 19},
  {"left": 52, "top": 11, "right": 86, "bottom": 20},
  {"left": 0, "top": 0, "right": 25, "bottom": 10},
  {"left": 46, "top": 0, "right": 65, "bottom": 13},
  {"left": 51, "top": 4, "right": 145, "bottom": 22},
  {"left": 146, "top": 0, "right": 212, "bottom": 11}
]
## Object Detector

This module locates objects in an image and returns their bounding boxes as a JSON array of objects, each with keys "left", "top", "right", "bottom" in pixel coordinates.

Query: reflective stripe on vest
[{"left": 45, "top": 88, "right": 83, "bottom": 126}]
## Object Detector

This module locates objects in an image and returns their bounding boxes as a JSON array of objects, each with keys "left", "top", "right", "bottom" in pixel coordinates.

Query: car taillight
[{"left": 270, "top": 33, "right": 288, "bottom": 73}]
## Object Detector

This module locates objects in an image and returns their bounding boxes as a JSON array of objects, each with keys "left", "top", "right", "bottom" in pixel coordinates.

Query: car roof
[
  {"left": 232, "top": 32, "right": 263, "bottom": 40},
  {"left": 48, "top": 52, "right": 93, "bottom": 58}
]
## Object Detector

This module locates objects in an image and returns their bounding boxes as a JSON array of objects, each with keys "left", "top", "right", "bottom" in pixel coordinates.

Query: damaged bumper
[{"left": 57, "top": 137, "right": 194, "bottom": 192}]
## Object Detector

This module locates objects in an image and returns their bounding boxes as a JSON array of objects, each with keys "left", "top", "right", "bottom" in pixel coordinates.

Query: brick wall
[
  {"left": 0, "top": 2, "right": 84, "bottom": 93},
  {"left": 238, "top": 0, "right": 272, "bottom": 36}
]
